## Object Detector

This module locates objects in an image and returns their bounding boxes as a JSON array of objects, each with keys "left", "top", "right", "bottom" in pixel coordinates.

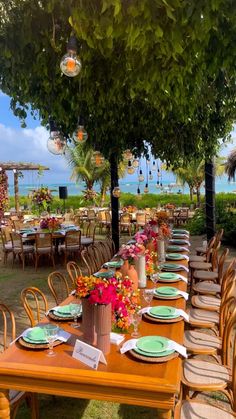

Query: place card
[{"left": 72, "top": 339, "right": 107, "bottom": 370}]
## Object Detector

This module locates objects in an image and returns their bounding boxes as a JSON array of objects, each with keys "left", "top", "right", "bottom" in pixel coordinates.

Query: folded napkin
[
  {"left": 180, "top": 254, "right": 189, "bottom": 261},
  {"left": 176, "top": 264, "right": 189, "bottom": 272},
  {"left": 176, "top": 274, "right": 188, "bottom": 283},
  {"left": 110, "top": 332, "right": 125, "bottom": 345},
  {"left": 138, "top": 307, "right": 189, "bottom": 322},
  {"left": 120, "top": 338, "right": 187, "bottom": 358},
  {"left": 12, "top": 327, "right": 71, "bottom": 344},
  {"left": 70, "top": 290, "right": 76, "bottom": 296},
  {"left": 177, "top": 290, "right": 189, "bottom": 300},
  {"left": 46, "top": 306, "right": 60, "bottom": 315}
]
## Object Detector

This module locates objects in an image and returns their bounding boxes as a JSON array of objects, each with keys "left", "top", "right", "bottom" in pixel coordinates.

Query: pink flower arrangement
[
  {"left": 134, "top": 231, "right": 148, "bottom": 245},
  {"left": 143, "top": 224, "right": 158, "bottom": 241},
  {"left": 76, "top": 274, "right": 140, "bottom": 331},
  {"left": 118, "top": 243, "right": 143, "bottom": 262},
  {"left": 148, "top": 220, "right": 158, "bottom": 226}
]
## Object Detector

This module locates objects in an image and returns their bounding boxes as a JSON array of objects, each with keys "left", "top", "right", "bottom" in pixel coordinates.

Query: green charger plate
[
  {"left": 149, "top": 306, "right": 178, "bottom": 318},
  {"left": 158, "top": 272, "right": 179, "bottom": 281},
  {"left": 154, "top": 287, "right": 178, "bottom": 297},
  {"left": 136, "top": 336, "right": 168, "bottom": 353},
  {"left": 166, "top": 253, "right": 184, "bottom": 260},
  {"left": 56, "top": 304, "right": 81, "bottom": 315},
  {"left": 171, "top": 239, "right": 188, "bottom": 244},
  {"left": 24, "top": 327, "right": 47, "bottom": 344},
  {"left": 172, "top": 230, "right": 189, "bottom": 235},
  {"left": 160, "top": 263, "right": 183, "bottom": 271},
  {"left": 103, "top": 260, "right": 124, "bottom": 269},
  {"left": 93, "top": 270, "right": 115, "bottom": 278},
  {"left": 134, "top": 346, "right": 174, "bottom": 357},
  {"left": 167, "top": 246, "right": 185, "bottom": 252}
]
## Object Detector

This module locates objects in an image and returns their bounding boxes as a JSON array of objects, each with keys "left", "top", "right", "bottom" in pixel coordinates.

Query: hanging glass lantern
[
  {"left": 91, "top": 151, "right": 105, "bottom": 167},
  {"left": 73, "top": 116, "right": 88, "bottom": 144},
  {"left": 127, "top": 160, "right": 135, "bottom": 174},
  {"left": 138, "top": 169, "right": 144, "bottom": 182},
  {"left": 149, "top": 170, "right": 153, "bottom": 180},
  {"left": 133, "top": 158, "right": 139, "bottom": 168},
  {"left": 146, "top": 154, "right": 150, "bottom": 164},
  {"left": 160, "top": 182, "right": 163, "bottom": 188},
  {"left": 112, "top": 186, "right": 121, "bottom": 198},
  {"left": 123, "top": 149, "right": 133, "bottom": 160},
  {"left": 156, "top": 180, "right": 160, "bottom": 188},
  {"left": 60, "top": 36, "right": 82, "bottom": 77},
  {"left": 157, "top": 169, "right": 161, "bottom": 177},
  {"left": 152, "top": 161, "right": 156, "bottom": 171},
  {"left": 47, "top": 119, "right": 67, "bottom": 155},
  {"left": 144, "top": 183, "right": 149, "bottom": 193},
  {"left": 137, "top": 187, "right": 141, "bottom": 199}
]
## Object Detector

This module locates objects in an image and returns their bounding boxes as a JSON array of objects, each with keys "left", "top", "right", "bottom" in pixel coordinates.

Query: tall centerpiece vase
[
  {"left": 135, "top": 254, "right": 147, "bottom": 288},
  {"left": 94, "top": 303, "right": 112, "bottom": 355},
  {"left": 146, "top": 240, "right": 155, "bottom": 254},
  {"left": 157, "top": 239, "right": 166, "bottom": 263},
  {"left": 120, "top": 259, "right": 130, "bottom": 278},
  {"left": 81, "top": 298, "right": 97, "bottom": 345},
  {"left": 127, "top": 263, "right": 139, "bottom": 290}
]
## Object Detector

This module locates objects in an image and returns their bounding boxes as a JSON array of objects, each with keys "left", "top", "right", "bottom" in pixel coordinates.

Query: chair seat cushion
[
  {"left": 81, "top": 237, "right": 93, "bottom": 246},
  {"left": 184, "top": 330, "right": 221, "bottom": 353},
  {"left": 34, "top": 246, "right": 54, "bottom": 254},
  {"left": 183, "top": 359, "right": 229, "bottom": 387},
  {"left": 14, "top": 245, "right": 34, "bottom": 253},
  {"left": 193, "top": 282, "right": 221, "bottom": 295},
  {"left": 188, "top": 308, "right": 219, "bottom": 327},
  {"left": 190, "top": 261, "right": 212, "bottom": 270},
  {"left": 59, "top": 244, "right": 81, "bottom": 251},
  {"left": 195, "top": 246, "right": 207, "bottom": 254},
  {"left": 193, "top": 270, "right": 218, "bottom": 280},
  {"left": 189, "top": 255, "right": 206, "bottom": 262},
  {"left": 4, "top": 243, "right": 13, "bottom": 250},
  {"left": 191, "top": 295, "right": 221, "bottom": 311},
  {"left": 180, "top": 400, "right": 234, "bottom": 419}
]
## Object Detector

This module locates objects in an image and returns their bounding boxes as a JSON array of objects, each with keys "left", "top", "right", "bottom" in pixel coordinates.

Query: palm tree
[
  {"left": 225, "top": 149, "right": 236, "bottom": 180},
  {"left": 171, "top": 157, "right": 225, "bottom": 206},
  {"left": 66, "top": 145, "right": 126, "bottom": 205}
]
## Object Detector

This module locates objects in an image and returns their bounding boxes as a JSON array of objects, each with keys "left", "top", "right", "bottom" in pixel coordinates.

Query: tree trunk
[
  {"left": 205, "top": 160, "right": 216, "bottom": 241},
  {"left": 100, "top": 187, "right": 106, "bottom": 206},
  {"left": 110, "top": 153, "right": 119, "bottom": 252},
  {"left": 196, "top": 186, "right": 201, "bottom": 207},
  {"left": 14, "top": 171, "right": 19, "bottom": 212},
  {"left": 189, "top": 186, "right": 193, "bottom": 202}
]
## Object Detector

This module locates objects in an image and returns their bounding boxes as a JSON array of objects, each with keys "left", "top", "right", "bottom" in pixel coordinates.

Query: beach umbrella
[{"left": 225, "top": 149, "right": 236, "bottom": 180}]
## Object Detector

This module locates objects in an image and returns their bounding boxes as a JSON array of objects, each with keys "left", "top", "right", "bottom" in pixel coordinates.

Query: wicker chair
[
  {"left": 59, "top": 230, "right": 81, "bottom": 265},
  {"left": 1, "top": 228, "right": 13, "bottom": 264},
  {"left": 34, "top": 232, "right": 55, "bottom": 270},
  {"left": 11, "top": 231, "right": 34, "bottom": 270},
  {"left": 47, "top": 271, "right": 70, "bottom": 305},
  {"left": 66, "top": 261, "right": 82, "bottom": 287}
]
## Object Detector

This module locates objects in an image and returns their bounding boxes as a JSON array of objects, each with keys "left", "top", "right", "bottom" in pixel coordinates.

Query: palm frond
[{"left": 225, "top": 149, "right": 236, "bottom": 180}]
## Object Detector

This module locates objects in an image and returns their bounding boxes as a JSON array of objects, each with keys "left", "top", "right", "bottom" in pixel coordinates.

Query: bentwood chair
[
  {"left": 11, "top": 231, "right": 34, "bottom": 270},
  {"left": 66, "top": 261, "right": 82, "bottom": 287},
  {"left": 195, "top": 229, "right": 224, "bottom": 256},
  {"left": 81, "top": 248, "right": 98, "bottom": 275},
  {"left": 181, "top": 297, "right": 236, "bottom": 406},
  {"left": 0, "top": 303, "right": 39, "bottom": 418},
  {"left": 1, "top": 228, "right": 13, "bottom": 264},
  {"left": 21, "top": 287, "right": 48, "bottom": 327},
  {"left": 47, "top": 272, "right": 70, "bottom": 305},
  {"left": 120, "top": 213, "right": 132, "bottom": 236},
  {"left": 188, "top": 236, "right": 216, "bottom": 263},
  {"left": 59, "top": 230, "right": 81, "bottom": 265},
  {"left": 34, "top": 232, "right": 55, "bottom": 270}
]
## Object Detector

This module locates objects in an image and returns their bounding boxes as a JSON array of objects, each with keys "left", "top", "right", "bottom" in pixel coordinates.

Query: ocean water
[{"left": 7, "top": 176, "right": 236, "bottom": 197}]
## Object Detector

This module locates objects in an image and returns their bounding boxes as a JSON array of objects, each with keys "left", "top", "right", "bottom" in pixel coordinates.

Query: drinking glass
[
  {"left": 131, "top": 311, "right": 142, "bottom": 338},
  {"left": 70, "top": 303, "right": 82, "bottom": 328},
  {"left": 142, "top": 289, "right": 153, "bottom": 306},
  {"left": 45, "top": 324, "right": 59, "bottom": 357}
]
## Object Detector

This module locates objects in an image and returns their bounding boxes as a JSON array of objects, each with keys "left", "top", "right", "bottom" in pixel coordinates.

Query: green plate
[
  {"left": 172, "top": 230, "right": 189, "bottom": 235},
  {"left": 52, "top": 310, "right": 73, "bottom": 319},
  {"left": 23, "top": 335, "right": 48, "bottom": 344},
  {"left": 103, "top": 260, "right": 124, "bottom": 269},
  {"left": 171, "top": 239, "right": 188, "bottom": 244},
  {"left": 93, "top": 270, "right": 115, "bottom": 278},
  {"left": 26, "top": 326, "right": 46, "bottom": 342},
  {"left": 160, "top": 263, "right": 183, "bottom": 271},
  {"left": 154, "top": 287, "right": 178, "bottom": 296},
  {"left": 166, "top": 253, "right": 184, "bottom": 260},
  {"left": 149, "top": 306, "right": 177, "bottom": 318},
  {"left": 56, "top": 304, "right": 81, "bottom": 315},
  {"left": 167, "top": 246, "right": 185, "bottom": 252},
  {"left": 158, "top": 272, "right": 179, "bottom": 281},
  {"left": 136, "top": 336, "right": 168, "bottom": 353},
  {"left": 134, "top": 346, "right": 174, "bottom": 357}
]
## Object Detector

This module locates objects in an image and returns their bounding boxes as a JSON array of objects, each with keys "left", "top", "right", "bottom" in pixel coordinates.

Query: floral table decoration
[
  {"left": 40, "top": 217, "right": 61, "bottom": 232},
  {"left": 76, "top": 274, "right": 140, "bottom": 353},
  {"left": 118, "top": 243, "right": 144, "bottom": 289},
  {"left": 31, "top": 186, "right": 53, "bottom": 214}
]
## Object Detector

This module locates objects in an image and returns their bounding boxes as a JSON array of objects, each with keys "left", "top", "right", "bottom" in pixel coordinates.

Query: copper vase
[
  {"left": 94, "top": 303, "right": 112, "bottom": 354},
  {"left": 81, "top": 298, "right": 97, "bottom": 345}
]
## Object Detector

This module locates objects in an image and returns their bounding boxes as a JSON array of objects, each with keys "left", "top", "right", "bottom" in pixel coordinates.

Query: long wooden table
[{"left": 0, "top": 249, "right": 189, "bottom": 418}]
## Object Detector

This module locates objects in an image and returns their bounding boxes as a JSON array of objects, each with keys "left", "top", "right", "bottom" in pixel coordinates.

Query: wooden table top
[{"left": 0, "top": 249, "right": 189, "bottom": 417}]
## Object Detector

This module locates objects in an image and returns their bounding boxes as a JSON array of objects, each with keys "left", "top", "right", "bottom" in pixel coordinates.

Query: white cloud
[{"left": 0, "top": 123, "right": 71, "bottom": 182}]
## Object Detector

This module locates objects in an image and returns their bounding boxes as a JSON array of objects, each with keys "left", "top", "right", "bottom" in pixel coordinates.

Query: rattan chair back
[{"left": 21, "top": 287, "right": 48, "bottom": 327}]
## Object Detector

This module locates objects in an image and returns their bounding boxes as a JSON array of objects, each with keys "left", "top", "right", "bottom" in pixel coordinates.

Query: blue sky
[{"left": 0, "top": 92, "right": 236, "bottom": 187}]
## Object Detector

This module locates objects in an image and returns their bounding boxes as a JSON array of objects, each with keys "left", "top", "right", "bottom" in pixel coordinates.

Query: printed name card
[{"left": 72, "top": 339, "right": 107, "bottom": 370}]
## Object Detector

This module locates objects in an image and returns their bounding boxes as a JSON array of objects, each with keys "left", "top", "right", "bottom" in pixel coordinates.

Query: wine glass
[
  {"left": 44, "top": 324, "right": 59, "bottom": 357},
  {"left": 142, "top": 289, "right": 153, "bottom": 306},
  {"left": 70, "top": 303, "right": 82, "bottom": 328},
  {"left": 131, "top": 311, "right": 142, "bottom": 338}
]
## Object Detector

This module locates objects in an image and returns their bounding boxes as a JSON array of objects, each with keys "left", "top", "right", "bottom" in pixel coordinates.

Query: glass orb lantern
[
  {"left": 144, "top": 183, "right": 149, "bottom": 194},
  {"left": 73, "top": 116, "right": 88, "bottom": 144},
  {"left": 112, "top": 186, "right": 121, "bottom": 198},
  {"left": 149, "top": 170, "right": 153, "bottom": 180},
  {"left": 137, "top": 187, "right": 141, "bottom": 200},
  {"left": 132, "top": 159, "right": 139, "bottom": 168},
  {"left": 152, "top": 161, "right": 156, "bottom": 171},
  {"left": 138, "top": 169, "right": 144, "bottom": 182},
  {"left": 47, "top": 119, "right": 67, "bottom": 155},
  {"left": 123, "top": 149, "right": 133, "bottom": 160},
  {"left": 156, "top": 180, "right": 160, "bottom": 189},
  {"left": 127, "top": 160, "right": 135, "bottom": 175},
  {"left": 60, "top": 36, "right": 82, "bottom": 77},
  {"left": 157, "top": 169, "right": 161, "bottom": 177},
  {"left": 91, "top": 151, "right": 105, "bottom": 167}
]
